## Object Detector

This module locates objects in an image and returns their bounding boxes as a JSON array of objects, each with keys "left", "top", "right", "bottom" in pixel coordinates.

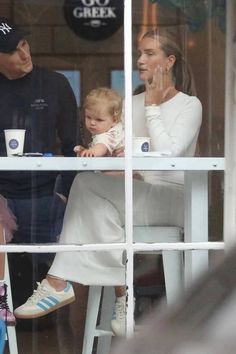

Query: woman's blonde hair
[
  {"left": 84, "top": 87, "right": 123, "bottom": 122},
  {"left": 142, "top": 29, "right": 196, "bottom": 96}
]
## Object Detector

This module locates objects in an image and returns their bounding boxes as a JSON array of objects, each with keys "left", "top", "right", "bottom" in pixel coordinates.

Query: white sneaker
[
  {"left": 111, "top": 295, "right": 126, "bottom": 336},
  {"left": 14, "top": 279, "right": 75, "bottom": 319}
]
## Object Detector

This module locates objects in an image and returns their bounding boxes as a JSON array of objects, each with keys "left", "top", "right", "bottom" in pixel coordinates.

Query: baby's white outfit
[{"left": 90, "top": 122, "right": 124, "bottom": 155}]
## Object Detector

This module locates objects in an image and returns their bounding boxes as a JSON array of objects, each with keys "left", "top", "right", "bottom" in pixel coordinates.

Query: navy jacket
[{"left": 0, "top": 66, "right": 79, "bottom": 198}]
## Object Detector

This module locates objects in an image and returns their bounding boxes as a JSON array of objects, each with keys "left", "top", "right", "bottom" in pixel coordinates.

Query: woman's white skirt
[{"left": 49, "top": 172, "right": 184, "bottom": 286}]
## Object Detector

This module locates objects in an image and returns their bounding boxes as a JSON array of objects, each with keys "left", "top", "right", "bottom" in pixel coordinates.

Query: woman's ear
[{"left": 166, "top": 54, "right": 176, "bottom": 71}]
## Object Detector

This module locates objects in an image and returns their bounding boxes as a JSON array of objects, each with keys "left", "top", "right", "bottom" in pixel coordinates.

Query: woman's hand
[
  {"left": 145, "top": 65, "right": 175, "bottom": 106},
  {"left": 113, "top": 148, "right": 125, "bottom": 157}
]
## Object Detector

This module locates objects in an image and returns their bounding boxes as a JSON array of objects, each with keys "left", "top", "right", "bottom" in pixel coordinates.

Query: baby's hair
[{"left": 84, "top": 87, "right": 123, "bottom": 122}]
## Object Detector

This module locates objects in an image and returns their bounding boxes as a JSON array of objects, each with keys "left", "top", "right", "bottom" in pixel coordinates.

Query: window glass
[
  {"left": 0, "top": 0, "right": 227, "bottom": 353},
  {"left": 56, "top": 70, "right": 81, "bottom": 106},
  {"left": 130, "top": 0, "right": 226, "bottom": 334},
  {"left": 111, "top": 70, "right": 142, "bottom": 96}
]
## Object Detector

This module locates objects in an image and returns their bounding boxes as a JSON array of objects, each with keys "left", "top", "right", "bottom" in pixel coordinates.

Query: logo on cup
[
  {"left": 9, "top": 139, "right": 19, "bottom": 150},
  {"left": 141, "top": 142, "right": 149, "bottom": 152}
]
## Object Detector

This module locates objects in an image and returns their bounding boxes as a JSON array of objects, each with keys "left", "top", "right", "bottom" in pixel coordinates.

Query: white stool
[
  {"left": 5, "top": 256, "right": 18, "bottom": 354},
  {"left": 82, "top": 226, "right": 183, "bottom": 354}
]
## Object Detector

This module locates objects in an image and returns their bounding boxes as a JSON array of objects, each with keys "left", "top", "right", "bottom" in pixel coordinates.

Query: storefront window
[
  {"left": 57, "top": 70, "right": 81, "bottom": 106},
  {"left": 0, "top": 0, "right": 229, "bottom": 353}
]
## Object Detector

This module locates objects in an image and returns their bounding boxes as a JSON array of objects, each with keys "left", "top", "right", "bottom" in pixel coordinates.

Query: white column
[
  {"left": 124, "top": 0, "right": 134, "bottom": 338},
  {"left": 224, "top": 0, "right": 236, "bottom": 249},
  {"left": 184, "top": 171, "right": 209, "bottom": 285}
]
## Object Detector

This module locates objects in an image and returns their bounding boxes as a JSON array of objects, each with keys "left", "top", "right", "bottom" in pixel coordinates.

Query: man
[{"left": 0, "top": 18, "right": 79, "bottom": 323}]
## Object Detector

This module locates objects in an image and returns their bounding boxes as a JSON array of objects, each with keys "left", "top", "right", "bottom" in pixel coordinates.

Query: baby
[{"left": 74, "top": 87, "right": 124, "bottom": 157}]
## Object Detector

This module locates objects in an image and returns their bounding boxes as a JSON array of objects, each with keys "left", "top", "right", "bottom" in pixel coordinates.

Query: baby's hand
[
  {"left": 74, "top": 145, "right": 85, "bottom": 157},
  {"left": 113, "top": 147, "right": 125, "bottom": 157},
  {"left": 80, "top": 149, "right": 95, "bottom": 157}
]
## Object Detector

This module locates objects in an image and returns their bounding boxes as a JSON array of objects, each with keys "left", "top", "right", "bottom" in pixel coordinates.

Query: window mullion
[{"left": 124, "top": 0, "right": 134, "bottom": 338}]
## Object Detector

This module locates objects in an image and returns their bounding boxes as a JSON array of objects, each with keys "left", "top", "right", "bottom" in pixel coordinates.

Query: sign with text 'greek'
[{"left": 63, "top": 0, "right": 123, "bottom": 40}]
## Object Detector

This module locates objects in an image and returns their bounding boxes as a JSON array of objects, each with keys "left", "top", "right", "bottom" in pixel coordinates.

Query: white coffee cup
[
  {"left": 4, "top": 129, "right": 26, "bottom": 156},
  {"left": 132, "top": 137, "right": 151, "bottom": 153}
]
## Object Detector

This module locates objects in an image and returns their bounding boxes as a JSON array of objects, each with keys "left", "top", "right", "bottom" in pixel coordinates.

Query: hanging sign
[{"left": 63, "top": 0, "right": 124, "bottom": 40}]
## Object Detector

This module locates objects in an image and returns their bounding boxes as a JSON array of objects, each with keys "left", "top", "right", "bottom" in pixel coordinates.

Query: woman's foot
[
  {"left": 14, "top": 278, "right": 75, "bottom": 319},
  {"left": 111, "top": 295, "right": 136, "bottom": 336},
  {"left": 111, "top": 295, "right": 126, "bottom": 336}
]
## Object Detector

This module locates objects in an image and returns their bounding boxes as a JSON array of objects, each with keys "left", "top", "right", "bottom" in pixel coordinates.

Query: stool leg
[
  {"left": 5, "top": 256, "right": 18, "bottom": 354},
  {"left": 162, "top": 251, "right": 183, "bottom": 304},
  {"left": 82, "top": 286, "right": 103, "bottom": 354},
  {"left": 97, "top": 287, "right": 115, "bottom": 354}
]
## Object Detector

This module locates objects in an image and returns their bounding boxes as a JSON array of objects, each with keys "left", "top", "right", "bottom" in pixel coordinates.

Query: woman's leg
[
  {"left": 14, "top": 172, "right": 125, "bottom": 319},
  {"left": 115, "top": 286, "right": 126, "bottom": 297},
  {"left": 49, "top": 172, "right": 127, "bottom": 285},
  {"left": 14, "top": 172, "right": 126, "bottom": 319},
  {"left": 48, "top": 174, "right": 183, "bottom": 285},
  {"left": 46, "top": 274, "right": 67, "bottom": 291},
  {"left": 14, "top": 172, "right": 184, "bottom": 322}
]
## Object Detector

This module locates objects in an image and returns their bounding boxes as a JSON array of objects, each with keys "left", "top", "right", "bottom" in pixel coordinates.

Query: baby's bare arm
[{"left": 80, "top": 143, "right": 109, "bottom": 157}]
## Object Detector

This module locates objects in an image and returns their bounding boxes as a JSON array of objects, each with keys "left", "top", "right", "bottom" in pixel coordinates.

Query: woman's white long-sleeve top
[{"left": 132, "top": 91, "right": 202, "bottom": 185}]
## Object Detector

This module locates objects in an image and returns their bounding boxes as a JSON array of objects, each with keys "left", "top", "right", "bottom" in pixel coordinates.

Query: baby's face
[{"left": 85, "top": 102, "right": 116, "bottom": 135}]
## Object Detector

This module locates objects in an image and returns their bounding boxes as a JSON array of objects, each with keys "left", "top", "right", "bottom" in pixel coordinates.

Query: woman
[{"left": 14, "top": 29, "right": 202, "bottom": 337}]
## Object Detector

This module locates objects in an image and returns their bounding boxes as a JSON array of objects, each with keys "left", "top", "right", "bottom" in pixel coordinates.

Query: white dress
[{"left": 49, "top": 92, "right": 202, "bottom": 286}]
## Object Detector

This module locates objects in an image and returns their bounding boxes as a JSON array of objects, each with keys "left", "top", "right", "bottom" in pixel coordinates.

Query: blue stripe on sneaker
[
  {"left": 40, "top": 299, "right": 50, "bottom": 307},
  {"left": 37, "top": 302, "right": 49, "bottom": 311},
  {"left": 36, "top": 296, "right": 60, "bottom": 311},
  {"left": 47, "top": 296, "right": 60, "bottom": 304},
  {"left": 40, "top": 298, "right": 57, "bottom": 307},
  {"left": 64, "top": 282, "right": 71, "bottom": 292}
]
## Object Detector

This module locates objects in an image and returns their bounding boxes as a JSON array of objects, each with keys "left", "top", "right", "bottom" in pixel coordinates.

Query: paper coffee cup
[
  {"left": 133, "top": 137, "right": 151, "bottom": 153},
  {"left": 4, "top": 129, "right": 26, "bottom": 156}
]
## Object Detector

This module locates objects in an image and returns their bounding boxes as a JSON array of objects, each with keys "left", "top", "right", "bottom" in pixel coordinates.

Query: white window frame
[{"left": 0, "top": 0, "right": 233, "bottom": 340}]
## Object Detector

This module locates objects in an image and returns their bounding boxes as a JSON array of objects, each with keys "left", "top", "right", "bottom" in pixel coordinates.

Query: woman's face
[{"left": 137, "top": 36, "right": 169, "bottom": 82}]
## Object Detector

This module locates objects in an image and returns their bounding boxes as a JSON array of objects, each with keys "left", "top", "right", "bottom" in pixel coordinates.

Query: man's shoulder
[{"left": 33, "top": 66, "right": 65, "bottom": 82}]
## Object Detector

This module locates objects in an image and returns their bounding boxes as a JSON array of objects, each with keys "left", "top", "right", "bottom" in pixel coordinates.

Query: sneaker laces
[
  {"left": 0, "top": 285, "right": 10, "bottom": 310},
  {"left": 26, "top": 282, "right": 49, "bottom": 305},
  {"left": 0, "top": 284, "right": 11, "bottom": 322}
]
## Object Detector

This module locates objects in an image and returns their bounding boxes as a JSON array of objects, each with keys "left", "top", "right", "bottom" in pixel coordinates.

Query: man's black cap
[{"left": 0, "top": 18, "right": 30, "bottom": 53}]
